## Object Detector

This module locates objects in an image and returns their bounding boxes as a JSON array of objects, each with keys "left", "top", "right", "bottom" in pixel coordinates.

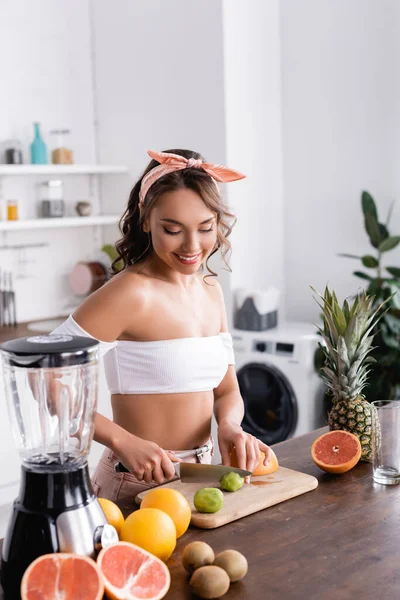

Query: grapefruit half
[
  {"left": 97, "top": 541, "right": 171, "bottom": 600},
  {"left": 20, "top": 553, "right": 104, "bottom": 600},
  {"left": 311, "top": 430, "right": 362, "bottom": 474}
]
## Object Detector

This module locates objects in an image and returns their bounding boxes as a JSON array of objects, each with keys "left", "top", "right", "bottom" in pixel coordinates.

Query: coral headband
[{"left": 139, "top": 149, "right": 246, "bottom": 207}]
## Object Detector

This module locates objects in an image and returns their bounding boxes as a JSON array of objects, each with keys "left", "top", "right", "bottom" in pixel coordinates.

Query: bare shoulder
[
  {"left": 72, "top": 269, "right": 150, "bottom": 341},
  {"left": 199, "top": 275, "right": 228, "bottom": 331},
  {"left": 200, "top": 275, "right": 225, "bottom": 303}
]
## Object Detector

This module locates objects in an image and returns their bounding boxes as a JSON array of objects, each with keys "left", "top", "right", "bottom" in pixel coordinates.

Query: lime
[
  {"left": 193, "top": 488, "right": 224, "bottom": 513},
  {"left": 219, "top": 471, "right": 245, "bottom": 492}
]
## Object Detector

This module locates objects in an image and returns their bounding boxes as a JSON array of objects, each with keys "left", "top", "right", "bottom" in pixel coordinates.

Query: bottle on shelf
[
  {"left": 7, "top": 200, "right": 19, "bottom": 221},
  {"left": 30, "top": 123, "right": 48, "bottom": 165}
]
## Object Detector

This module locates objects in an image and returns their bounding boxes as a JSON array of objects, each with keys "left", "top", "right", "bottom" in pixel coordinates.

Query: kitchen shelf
[
  {"left": 0, "top": 215, "right": 120, "bottom": 231},
  {"left": 0, "top": 165, "right": 128, "bottom": 176}
]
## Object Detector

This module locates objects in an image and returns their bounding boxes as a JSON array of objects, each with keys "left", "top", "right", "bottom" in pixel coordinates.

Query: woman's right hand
[{"left": 114, "top": 433, "right": 181, "bottom": 484}]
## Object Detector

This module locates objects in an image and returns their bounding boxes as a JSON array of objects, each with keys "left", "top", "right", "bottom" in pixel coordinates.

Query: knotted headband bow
[{"left": 139, "top": 150, "right": 246, "bottom": 207}]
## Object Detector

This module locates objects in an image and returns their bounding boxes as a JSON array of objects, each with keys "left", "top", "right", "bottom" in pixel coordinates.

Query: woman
[{"left": 53, "top": 149, "right": 271, "bottom": 501}]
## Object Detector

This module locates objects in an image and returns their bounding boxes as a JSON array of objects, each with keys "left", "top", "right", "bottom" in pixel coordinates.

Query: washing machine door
[{"left": 237, "top": 362, "right": 297, "bottom": 445}]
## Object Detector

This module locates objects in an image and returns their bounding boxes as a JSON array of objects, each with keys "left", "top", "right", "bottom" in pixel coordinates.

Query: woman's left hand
[{"left": 217, "top": 421, "right": 270, "bottom": 481}]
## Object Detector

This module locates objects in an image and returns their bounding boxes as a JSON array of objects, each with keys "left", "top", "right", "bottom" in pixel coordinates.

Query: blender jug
[{"left": 0, "top": 334, "right": 117, "bottom": 599}]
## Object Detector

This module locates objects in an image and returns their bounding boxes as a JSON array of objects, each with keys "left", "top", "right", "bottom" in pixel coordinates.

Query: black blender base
[
  {"left": 1, "top": 462, "right": 98, "bottom": 599},
  {"left": 1, "top": 506, "right": 58, "bottom": 599}
]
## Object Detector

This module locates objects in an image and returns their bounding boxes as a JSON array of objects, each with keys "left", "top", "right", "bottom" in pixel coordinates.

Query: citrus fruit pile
[
  {"left": 311, "top": 430, "right": 362, "bottom": 474},
  {"left": 119, "top": 487, "right": 192, "bottom": 561}
]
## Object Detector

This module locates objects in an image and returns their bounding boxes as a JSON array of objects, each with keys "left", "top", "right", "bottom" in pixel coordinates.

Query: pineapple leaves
[{"left": 311, "top": 285, "right": 391, "bottom": 401}]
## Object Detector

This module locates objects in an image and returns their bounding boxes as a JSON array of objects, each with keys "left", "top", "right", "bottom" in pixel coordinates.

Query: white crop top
[{"left": 51, "top": 315, "right": 235, "bottom": 395}]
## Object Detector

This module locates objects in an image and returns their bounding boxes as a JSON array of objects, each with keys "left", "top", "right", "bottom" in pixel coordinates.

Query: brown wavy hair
[{"left": 112, "top": 149, "right": 237, "bottom": 280}]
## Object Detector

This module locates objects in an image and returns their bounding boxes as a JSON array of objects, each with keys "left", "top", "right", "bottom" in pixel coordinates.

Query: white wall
[
  {"left": 281, "top": 0, "right": 400, "bottom": 322},
  {"left": 91, "top": 0, "right": 230, "bottom": 299},
  {"left": 222, "top": 0, "right": 284, "bottom": 320}
]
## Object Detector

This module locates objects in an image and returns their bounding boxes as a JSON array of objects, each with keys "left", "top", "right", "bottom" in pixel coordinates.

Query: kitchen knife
[{"left": 174, "top": 462, "right": 252, "bottom": 483}]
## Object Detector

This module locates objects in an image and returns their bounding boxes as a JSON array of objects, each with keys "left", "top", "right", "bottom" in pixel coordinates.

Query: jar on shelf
[
  {"left": 50, "top": 129, "right": 73, "bottom": 164},
  {"left": 7, "top": 200, "right": 19, "bottom": 221},
  {"left": 40, "top": 180, "right": 65, "bottom": 218},
  {"left": 4, "top": 139, "right": 23, "bottom": 164}
]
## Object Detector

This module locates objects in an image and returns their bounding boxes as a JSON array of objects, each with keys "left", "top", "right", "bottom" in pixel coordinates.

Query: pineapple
[{"left": 312, "top": 286, "right": 388, "bottom": 461}]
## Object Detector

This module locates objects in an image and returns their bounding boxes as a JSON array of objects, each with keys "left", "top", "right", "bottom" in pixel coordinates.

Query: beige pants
[{"left": 91, "top": 437, "right": 214, "bottom": 502}]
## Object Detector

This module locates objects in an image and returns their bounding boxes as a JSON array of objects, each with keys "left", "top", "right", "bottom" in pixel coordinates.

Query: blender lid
[{"left": 0, "top": 334, "right": 99, "bottom": 368}]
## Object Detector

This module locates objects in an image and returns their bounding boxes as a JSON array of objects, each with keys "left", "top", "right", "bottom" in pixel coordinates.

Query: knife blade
[{"left": 174, "top": 462, "right": 252, "bottom": 483}]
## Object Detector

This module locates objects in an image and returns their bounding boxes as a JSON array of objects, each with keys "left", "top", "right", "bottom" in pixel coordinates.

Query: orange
[
  {"left": 140, "top": 487, "right": 191, "bottom": 538},
  {"left": 97, "top": 541, "right": 170, "bottom": 600},
  {"left": 311, "top": 430, "right": 361, "bottom": 474},
  {"left": 98, "top": 497, "right": 125, "bottom": 535},
  {"left": 230, "top": 447, "right": 279, "bottom": 476},
  {"left": 120, "top": 508, "right": 176, "bottom": 562},
  {"left": 20, "top": 553, "right": 103, "bottom": 600}
]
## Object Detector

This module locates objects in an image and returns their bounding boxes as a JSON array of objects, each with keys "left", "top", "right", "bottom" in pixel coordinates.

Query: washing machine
[{"left": 232, "top": 322, "right": 327, "bottom": 446}]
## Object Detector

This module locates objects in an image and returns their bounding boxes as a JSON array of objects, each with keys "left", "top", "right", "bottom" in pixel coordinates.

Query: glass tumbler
[{"left": 371, "top": 400, "right": 400, "bottom": 485}]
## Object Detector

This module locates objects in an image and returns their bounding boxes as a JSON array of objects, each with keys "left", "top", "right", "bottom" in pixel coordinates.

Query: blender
[{"left": 0, "top": 334, "right": 117, "bottom": 598}]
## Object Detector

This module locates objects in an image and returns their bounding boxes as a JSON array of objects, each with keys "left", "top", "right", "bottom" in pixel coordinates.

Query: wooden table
[{"left": 1, "top": 428, "right": 400, "bottom": 599}]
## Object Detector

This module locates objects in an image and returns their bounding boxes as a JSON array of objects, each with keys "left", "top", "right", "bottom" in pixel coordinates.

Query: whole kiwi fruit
[
  {"left": 189, "top": 565, "right": 230, "bottom": 599},
  {"left": 214, "top": 549, "right": 248, "bottom": 582},
  {"left": 182, "top": 541, "right": 215, "bottom": 574}
]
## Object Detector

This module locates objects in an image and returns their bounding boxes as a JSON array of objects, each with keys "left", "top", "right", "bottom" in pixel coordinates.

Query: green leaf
[
  {"left": 353, "top": 271, "right": 373, "bottom": 281},
  {"left": 362, "top": 191, "right": 378, "bottom": 220},
  {"left": 386, "top": 267, "right": 400, "bottom": 278},
  {"left": 379, "top": 223, "right": 389, "bottom": 241},
  {"left": 361, "top": 255, "right": 379, "bottom": 268},
  {"left": 379, "top": 236, "right": 400, "bottom": 253},
  {"left": 337, "top": 253, "right": 361, "bottom": 259},
  {"left": 364, "top": 213, "right": 382, "bottom": 248}
]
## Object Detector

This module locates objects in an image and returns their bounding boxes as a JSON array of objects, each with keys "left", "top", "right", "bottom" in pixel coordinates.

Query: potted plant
[{"left": 315, "top": 191, "right": 400, "bottom": 404}]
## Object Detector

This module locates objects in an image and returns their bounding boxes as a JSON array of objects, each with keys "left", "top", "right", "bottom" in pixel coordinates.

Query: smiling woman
[
  {"left": 115, "top": 149, "right": 239, "bottom": 280},
  {"left": 51, "top": 148, "right": 272, "bottom": 502}
]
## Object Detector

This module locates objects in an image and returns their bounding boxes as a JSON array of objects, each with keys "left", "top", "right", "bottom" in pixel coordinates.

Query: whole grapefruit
[
  {"left": 229, "top": 447, "right": 279, "bottom": 476},
  {"left": 98, "top": 498, "right": 124, "bottom": 535},
  {"left": 120, "top": 508, "right": 176, "bottom": 562},
  {"left": 140, "top": 487, "right": 191, "bottom": 538}
]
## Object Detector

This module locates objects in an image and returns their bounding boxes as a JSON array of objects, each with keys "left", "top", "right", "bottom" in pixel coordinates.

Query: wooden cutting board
[{"left": 136, "top": 467, "right": 318, "bottom": 529}]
